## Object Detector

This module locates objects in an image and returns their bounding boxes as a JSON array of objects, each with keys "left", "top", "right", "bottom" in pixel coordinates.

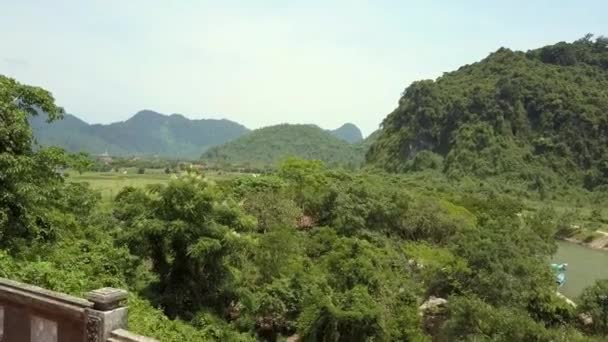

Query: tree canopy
[
  {"left": 202, "top": 124, "right": 365, "bottom": 170},
  {"left": 2, "top": 36, "right": 608, "bottom": 341},
  {"left": 366, "top": 36, "right": 608, "bottom": 191}
]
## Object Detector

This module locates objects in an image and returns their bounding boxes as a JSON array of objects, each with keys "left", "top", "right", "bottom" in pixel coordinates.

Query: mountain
[
  {"left": 357, "top": 129, "right": 381, "bottom": 150},
  {"left": 329, "top": 123, "right": 363, "bottom": 143},
  {"left": 202, "top": 124, "right": 365, "bottom": 168},
  {"left": 31, "top": 110, "right": 250, "bottom": 158},
  {"left": 30, "top": 113, "right": 118, "bottom": 153},
  {"left": 366, "top": 36, "right": 608, "bottom": 189}
]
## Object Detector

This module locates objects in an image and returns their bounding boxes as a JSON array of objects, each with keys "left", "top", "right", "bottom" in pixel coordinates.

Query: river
[{"left": 552, "top": 241, "right": 608, "bottom": 299}]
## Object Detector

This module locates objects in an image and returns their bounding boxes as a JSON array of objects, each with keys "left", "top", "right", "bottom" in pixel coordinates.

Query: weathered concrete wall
[{"left": 0, "top": 277, "right": 156, "bottom": 342}]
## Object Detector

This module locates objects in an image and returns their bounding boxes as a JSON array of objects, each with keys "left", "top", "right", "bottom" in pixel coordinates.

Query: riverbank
[
  {"left": 561, "top": 230, "right": 608, "bottom": 251},
  {"left": 553, "top": 241, "right": 608, "bottom": 298}
]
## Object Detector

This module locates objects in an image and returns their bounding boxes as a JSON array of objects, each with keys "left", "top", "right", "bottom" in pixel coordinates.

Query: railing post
[{"left": 85, "top": 288, "right": 128, "bottom": 342}]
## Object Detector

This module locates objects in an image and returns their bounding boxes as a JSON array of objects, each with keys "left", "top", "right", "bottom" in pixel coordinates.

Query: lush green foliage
[
  {"left": 3, "top": 37, "right": 608, "bottom": 342},
  {"left": 0, "top": 74, "right": 71, "bottom": 250},
  {"left": 578, "top": 280, "right": 608, "bottom": 335},
  {"left": 109, "top": 159, "right": 605, "bottom": 340},
  {"left": 202, "top": 124, "right": 365, "bottom": 169},
  {"left": 367, "top": 36, "right": 608, "bottom": 191},
  {"left": 31, "top": 110, "right": 250, "bottom": 158}
]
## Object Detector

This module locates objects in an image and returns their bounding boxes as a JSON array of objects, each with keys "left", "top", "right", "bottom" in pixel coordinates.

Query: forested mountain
[
  {"left": 5, "top": 37, "right": 608, "bottom": 341},
  {"left": 357, "top": 129, "right": 382, "bottom": 150},
  {"left": 32, "top": 111, "right": 365, "bottom": 160},
  {"left": 30, "top": 110, "right": 250, "bottom": 158},
  {"left": 367, "top": 35, "right": 608, "bottom": 189},
  {"left": 328, "top": 122, "right": 363, "bottom": 143},
  {"left": 202, "top": 124, "right": 365, "bottom": 168}
]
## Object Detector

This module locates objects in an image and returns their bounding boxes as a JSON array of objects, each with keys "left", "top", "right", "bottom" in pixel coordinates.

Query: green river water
[{"left": 552, "top": 241, "right": 608, "bottom": 299}]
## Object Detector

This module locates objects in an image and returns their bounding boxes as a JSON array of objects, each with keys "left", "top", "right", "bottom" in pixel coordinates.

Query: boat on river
[{"left": 551, "top": 263, "right": 567, "bottom": 287}]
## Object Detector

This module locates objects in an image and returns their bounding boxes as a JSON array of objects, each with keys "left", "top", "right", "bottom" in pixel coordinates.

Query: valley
[{"left": 2, "top": 35, "right": 608, "bottom": 341}]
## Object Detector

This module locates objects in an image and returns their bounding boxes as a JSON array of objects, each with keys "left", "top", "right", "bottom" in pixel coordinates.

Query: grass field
[
  {"left": 67, "top": 169, "right": 244, "bottom": 202},
  {"left": 68, "top": 171, "right": 172, "bottom": 201}
]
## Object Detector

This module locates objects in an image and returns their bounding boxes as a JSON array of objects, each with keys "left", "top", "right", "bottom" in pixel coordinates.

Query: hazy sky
[{"left": 1, "top": 1, "right": 606, "bottom": 135}]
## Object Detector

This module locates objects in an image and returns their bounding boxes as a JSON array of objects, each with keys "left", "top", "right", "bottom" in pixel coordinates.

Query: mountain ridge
[
  {"left": 32, "top": 110, "right": 365, "bottom": 159},
  {"left": 31, "top": 110, "right": 250, "bottom": 158}
]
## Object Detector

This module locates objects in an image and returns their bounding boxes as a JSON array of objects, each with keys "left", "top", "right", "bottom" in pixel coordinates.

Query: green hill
[
  {"left": 329, "top": 123, "right": 363, "bottom": 143},
  {"left": 366, "top": 36, "right": 608, "bottom": 189},
  {"left": 202, "top": 124, "right": 365, "bottom": 168},
  {"left": 30, "top": 110, "right": 250, "bottom": 158}
]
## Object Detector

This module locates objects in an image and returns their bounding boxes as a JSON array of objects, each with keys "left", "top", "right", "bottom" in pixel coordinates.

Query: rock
[
  {"left": 419, "top": 296, "right": 448, "bottom": 313},
  {"left": 407, "top": 259, "right": 424, "bottom": 270},
  {"left": 579, "top": 313, "right": 593, "bottom": 326},
  {"left": 419, "top": 297, "right": 449, "bottom": 337},
  {"left": 286, "top": 334, "right": 301, "bottom": 342},
  {"left": 297, "top": 215, "right": 315, "bottom": 230},
  {"left": 225, "top": 301, "right": 242, "bottom": 321}
]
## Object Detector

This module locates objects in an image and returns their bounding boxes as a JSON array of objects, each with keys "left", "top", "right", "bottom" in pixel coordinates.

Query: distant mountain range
[{"left": 31, "top": 110, "right": 364, "bottom": 159}]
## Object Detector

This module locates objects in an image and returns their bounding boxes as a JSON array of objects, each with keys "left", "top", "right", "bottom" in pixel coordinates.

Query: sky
[{"left": 1, "top": 1, "right": 606, "bottom": 136}]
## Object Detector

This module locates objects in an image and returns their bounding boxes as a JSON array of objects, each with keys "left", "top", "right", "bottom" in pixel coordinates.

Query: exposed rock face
[{"left": 419, "top": 296, "right": 448, "bottom": 337}]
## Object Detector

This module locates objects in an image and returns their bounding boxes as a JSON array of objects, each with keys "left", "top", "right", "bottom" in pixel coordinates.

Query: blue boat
[
  {"left": 556, "top": 272, "right": 566, "bottom": 287},
  {"left": 551, "top": 263, "right": 567, "bottom": 287}
]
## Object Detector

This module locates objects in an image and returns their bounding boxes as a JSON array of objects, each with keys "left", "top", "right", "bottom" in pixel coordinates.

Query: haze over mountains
[{"left": 31, "top": 110, "right": 364, "bottom": 159}]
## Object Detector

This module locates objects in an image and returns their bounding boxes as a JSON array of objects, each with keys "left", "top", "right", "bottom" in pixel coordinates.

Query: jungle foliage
[
  {"left": 2, "top": 37, "right": 608, "bottom": 341},
  {"left": 367, "top": 35, "right": 608, "bottom": 191}
]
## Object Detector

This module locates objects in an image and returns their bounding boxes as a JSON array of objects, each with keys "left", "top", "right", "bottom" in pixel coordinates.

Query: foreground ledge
[{"left": 0, "top": 277, "right": 157, "bottom": 342}]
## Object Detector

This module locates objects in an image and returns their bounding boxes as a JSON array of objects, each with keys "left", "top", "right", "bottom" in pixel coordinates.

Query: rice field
[
  {"left": 67, "top": 170, "right": 171, "bottom": 201},
  {"left": 67, "top": 169, "right": 243, "bottom": 202}
]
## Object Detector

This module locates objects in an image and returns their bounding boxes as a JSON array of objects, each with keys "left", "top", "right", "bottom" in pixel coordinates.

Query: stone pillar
[{"left": 84, "top": 288, "right": 128, "bottom": 342}]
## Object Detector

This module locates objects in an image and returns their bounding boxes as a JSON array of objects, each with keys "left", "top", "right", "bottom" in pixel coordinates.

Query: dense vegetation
[
  {"left": 329, "top": 123, "right": 363, "bottom": 143},
  {"left": 2, "top": 36, "right": 608, "bottom": 342},
  {"left": 32, "top": 110, "right": 364, "bottom": 161},
  {"left": 367, "top": 35, "right": 608, "bottom": 192},
  {"left": 31, "top": 110, "right": 250, "bottom": 158},
  {"left": 202, "top": 124, "right": 366, "bottom": 169}
]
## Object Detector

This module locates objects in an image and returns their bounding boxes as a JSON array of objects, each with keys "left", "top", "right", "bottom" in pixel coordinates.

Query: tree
[
  {"left": 115, "top": 174, "right": 255, "bottom": 317},
  {"left": 68, "top": 152, "right": 93, "bottom": 174},
  {"left": 578, "top": 280, "right": 608, "bottom": 335},
  {"left": 234, "top": 175, "right": 302, "bottom": 232},
  {"left": 0, "top": 75, "right": 67, "bottom": 250},
  {"left": 442, "top": 296, "right": 585, "bottom": 342}
]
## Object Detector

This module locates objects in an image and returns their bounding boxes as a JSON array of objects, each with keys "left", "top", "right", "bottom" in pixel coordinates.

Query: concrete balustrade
[{"left": 0, "top": 277, "right": 156, "bottom": 342}]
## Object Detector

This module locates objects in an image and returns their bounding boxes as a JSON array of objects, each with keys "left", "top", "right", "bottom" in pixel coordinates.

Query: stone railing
[{"left": 0, "top": 277, "right": 156, "bottom": 342}]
